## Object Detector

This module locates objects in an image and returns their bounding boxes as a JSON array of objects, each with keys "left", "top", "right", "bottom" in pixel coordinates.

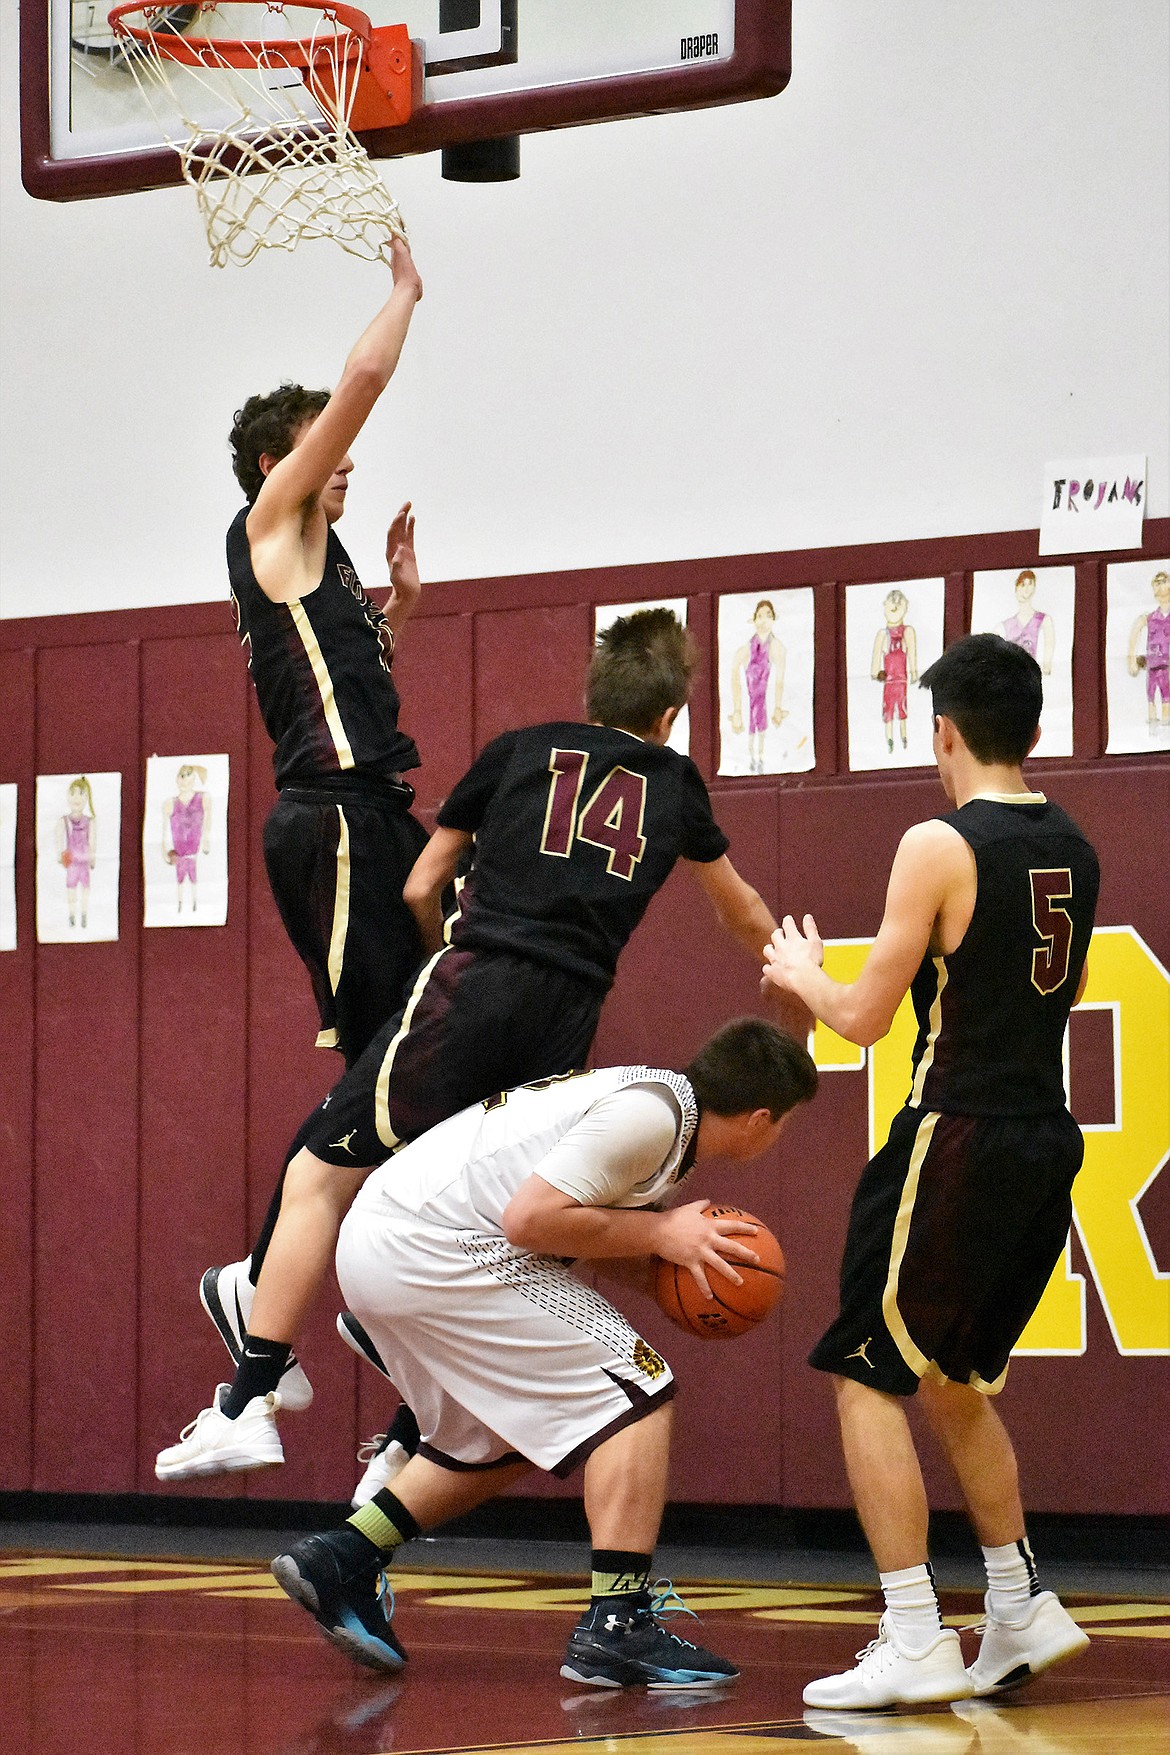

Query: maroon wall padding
[
  {"left": 0, "top": 648, "right": 36, "bottom": 1488},
  {"left": 32, "top": 641, "right": 141, "bottom": 1491},
  {"left": 1, "top": 521, "right": 1167, "bottom": 1514}
]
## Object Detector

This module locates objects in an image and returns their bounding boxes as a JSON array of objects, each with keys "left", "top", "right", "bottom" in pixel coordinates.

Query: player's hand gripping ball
[{"left": 654, "top": 1204, "right": 785, "bottom": 1339}]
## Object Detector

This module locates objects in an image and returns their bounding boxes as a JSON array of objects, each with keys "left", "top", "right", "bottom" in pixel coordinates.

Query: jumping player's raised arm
[
  {"left": 762, "top": 817, "right": 972, "bottom": 1047},
  {"left": 246, "top": 236, "right": 423, "bottom": 601}
]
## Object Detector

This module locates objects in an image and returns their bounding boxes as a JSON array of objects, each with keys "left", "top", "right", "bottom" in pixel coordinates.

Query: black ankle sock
[
  {"left": 590, "top": 1549, "right": 652, "bottom": 1607},
  {"left": 382, "top": 1402, "right": 421, "bottom": 1456},
  {"left": 220, "top": 1335, "right": 291, "bottom": 1419}
]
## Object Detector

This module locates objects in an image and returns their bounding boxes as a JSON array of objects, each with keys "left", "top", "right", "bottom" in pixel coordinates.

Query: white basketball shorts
[{"left": 335, "top": 1197, "right": 675, "bottom": 1477}]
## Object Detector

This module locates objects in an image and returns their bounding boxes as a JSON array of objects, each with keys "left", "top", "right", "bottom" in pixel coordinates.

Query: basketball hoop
[{"left": 107, "top": 2, "right": 416, "bottom": 268}]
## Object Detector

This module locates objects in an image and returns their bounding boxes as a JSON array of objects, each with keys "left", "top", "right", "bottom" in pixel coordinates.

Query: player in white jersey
[{"left": 270, "top": 1019, "right": 817, "bottom": 1690}]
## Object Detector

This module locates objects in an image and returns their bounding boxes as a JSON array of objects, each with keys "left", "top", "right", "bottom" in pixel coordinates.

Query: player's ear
[
  {"left": 1027, "top": 725, "right": 1042, "bottom": 756},
  {"left": 650, "top": 706, "right": 679, "bottom": 744},
  {"left": 258, "top": 452, "right": 278, "bottom": 479}
]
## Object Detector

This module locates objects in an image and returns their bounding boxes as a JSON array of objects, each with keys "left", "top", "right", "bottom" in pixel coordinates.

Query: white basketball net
[{"left": 109, "top": 3, "right": 407, "bottom": 268}]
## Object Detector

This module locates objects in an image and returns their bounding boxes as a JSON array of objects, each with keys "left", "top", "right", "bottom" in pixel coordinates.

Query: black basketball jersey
[
  {"left": 227, "top": 508, "right": 420, "bottom": 789},
  {"left": 436, "top": 722, "right": 731, "bottom": 989},
  {"left": 907, "top": 794, "right": 1099, "bottom": 1116}
]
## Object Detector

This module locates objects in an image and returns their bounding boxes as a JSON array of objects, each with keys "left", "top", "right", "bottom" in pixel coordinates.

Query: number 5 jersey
[{"left": 906, "top": 793, "right": 1100, "bottom": 1116}]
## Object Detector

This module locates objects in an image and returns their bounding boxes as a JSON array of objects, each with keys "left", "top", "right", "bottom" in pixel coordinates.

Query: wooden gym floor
[{"left": 1, "top": 1522, "right": 1167, "bottom": 1755}]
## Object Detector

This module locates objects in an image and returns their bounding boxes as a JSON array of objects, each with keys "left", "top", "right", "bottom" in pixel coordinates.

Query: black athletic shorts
[
  {"left": 809, "top": 1103, "right": 1085, "bottom": 1396},
  {"left": 262, "top": 780, "right": 429, "bottom": 1067},
  {"left": 295, "top": 945, "right": 607, "bottom": 1170}
]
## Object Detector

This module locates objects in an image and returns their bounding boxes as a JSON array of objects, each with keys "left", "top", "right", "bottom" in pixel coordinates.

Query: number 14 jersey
[{"left": 436, "top": 722, "right": 730, "bottom": 990}]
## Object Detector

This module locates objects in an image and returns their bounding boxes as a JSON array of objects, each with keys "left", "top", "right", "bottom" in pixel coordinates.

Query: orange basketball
[{"left": 653, "top": 1204, "right": 785, "bottom": 1340}]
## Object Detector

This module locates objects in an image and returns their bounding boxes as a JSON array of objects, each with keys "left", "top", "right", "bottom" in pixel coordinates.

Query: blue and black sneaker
[
  {"left": 271, "top": 1532, "right": 407, "bottom": 1673},
  {"left": 560, "top": 1582, "right": 739, "bottom": 1690}
]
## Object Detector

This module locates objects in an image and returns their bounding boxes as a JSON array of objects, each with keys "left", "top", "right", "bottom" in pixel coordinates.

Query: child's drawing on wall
[
  {"left": 0, "top": 783, "right": 16, "bottom": 953},
  {"left": 1128, "top": 568, "right": 1170, "bottom": 736},
  {"left": 846, "top": 578, "right": 943, "bottom": 772},
  {"left": 58, "top": 775, "right": 96, "bottom": 929},
  {"left": 163, "top": 764, "right": 212, "bottom": 914},
  {"left": 728, "top": 600, "right": 787, "bottom": 773},
  {"left": 871, "top": 589, "right": 918, "bottom": 755},
  {"left": 36, "top": 770, "right": 122, "bottom": 943},
  {"left": 143, "top": 753, "right": 230, "bottom": 928},
  {"left": 998, "top": 569, "right": 1055, "bottom": 672},
  {"left": 971, "top": 566, "right": 1074, "bottom": 756},
  {"left": 717, "top": 588, "right": 815, "bottom": 776}
]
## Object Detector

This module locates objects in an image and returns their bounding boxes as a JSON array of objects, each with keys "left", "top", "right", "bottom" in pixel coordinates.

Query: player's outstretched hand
[
  {"left": 762, "top": 914, "right": 824, "bottom": 990},
  {"left": 386, "top": 501, "right": 420, "bottom": 602},
  {"left": 390, "top": 234, "right": 423, "bottom": 302},
  {"left": 654, "top": 1199, "right": 759, "bottom": 1299}
]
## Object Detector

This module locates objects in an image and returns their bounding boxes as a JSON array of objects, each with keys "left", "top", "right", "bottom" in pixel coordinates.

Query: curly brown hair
[{"left": 229, "top": 383, "right": 330, "bottom": 502}]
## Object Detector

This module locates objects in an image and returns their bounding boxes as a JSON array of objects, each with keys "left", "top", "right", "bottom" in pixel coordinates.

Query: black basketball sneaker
[
  {"left": 560, "top": 1584, "right": 739, "bottom": 1689},
  {"left": 271, "top": 1531, "right": 407, "bottom": 1673}
]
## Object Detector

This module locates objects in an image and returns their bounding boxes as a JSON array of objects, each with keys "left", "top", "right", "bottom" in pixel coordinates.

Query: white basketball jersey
[{"left": 356, "top": 1066, "right": 698, "bottom": 1234}]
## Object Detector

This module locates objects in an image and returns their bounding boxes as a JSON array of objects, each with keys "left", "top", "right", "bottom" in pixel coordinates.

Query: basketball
[
  {"left": 59, "top": 850, "right": 71, "bottom": 867},
  {"left": 653, "top": 1204, "right": 785, "bottom": 1340}
]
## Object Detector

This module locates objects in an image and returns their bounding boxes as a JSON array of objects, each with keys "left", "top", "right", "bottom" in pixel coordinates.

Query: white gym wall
[{"left": 1, "top": 1, "right": 1167, "bottom": 620}]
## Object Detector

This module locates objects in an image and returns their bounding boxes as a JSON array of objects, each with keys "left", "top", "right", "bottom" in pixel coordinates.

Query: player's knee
[
  {"left": 918, "top": 1374, "right": 982, "bottom": 1430},
  {"left": 285, "top": 1147, "right": 362, "bottom": 1211}
]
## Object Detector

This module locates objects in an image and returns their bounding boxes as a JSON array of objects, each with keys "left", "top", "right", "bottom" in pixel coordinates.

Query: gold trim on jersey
[
  {"left": 908, "top": 956, "right": 948, "bottom": 1107},
  {"left": 968, "top": 1363, "right": 1009, "bottom": 1396},
  {"left": 289, "top": 601, "right": 355, "bottom": 770},
  {"left": 442, "top": 874, "right": 466, "bottom": 947},
  {"left": 374, "top": 946, "right": 449, "bottom": 1149},
  {"left": 315, "top": 1026, "right": 340, "bottom": 1050},
  {"left": 326, "top": 806, "right": 352, "bottom": 1001},
  {"left": 881, "top": 1110, "right": 940, "bottom": 1379},
  {"left": 970, "top": 790, "right": 1047, "bottom": 805}
]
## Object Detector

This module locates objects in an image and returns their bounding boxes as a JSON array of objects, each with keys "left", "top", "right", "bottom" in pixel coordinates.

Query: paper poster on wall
[
  {"left": 35, "top": 771, "right": 122, "bottom": 943},
  {"left": 1104, "top": 559, "right": 1170, "bottom": 754},
  {"left": 970, "top": 567, "right": 1075, "bottom": 758},
  {"left": 717, "top": 590, "right": 815, "bottom": 775},
  {"left": 1039, "top": 455, "right": 1146, "bottom": 556},
  {"left": 846, "top": 579, "right": 945, "bottom": 772},
  {"left": 143, "top": 754, "right": 230, "bottom": 928},
  {"left": 594, "top": 599, "right": 690, "bottom": 755},
  {"left": 0, "top": 784, "right": 16, "bottom": 952}
]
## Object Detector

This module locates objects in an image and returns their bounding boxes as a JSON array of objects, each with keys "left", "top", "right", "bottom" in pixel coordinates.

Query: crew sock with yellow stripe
[{"left": 341, "top": 1489, "right": 422, "bottom": 1567}]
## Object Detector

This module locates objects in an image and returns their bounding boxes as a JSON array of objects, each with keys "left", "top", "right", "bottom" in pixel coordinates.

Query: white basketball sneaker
[
  {"left": 803, "top": 1614, "right": 974, "bottom": 1710},
  {"left": 155, "top": 1385, "right": 284, "bottom": 1481},
  {"left": 351, "top": 1436, "right": 411, "bottom": 1509},
  {"left": 966, "top": 1592, "right": 1089, "bottom": 1695},
  {"left": 200, "top": 1259, "right": 313, "bottom": 1412}
]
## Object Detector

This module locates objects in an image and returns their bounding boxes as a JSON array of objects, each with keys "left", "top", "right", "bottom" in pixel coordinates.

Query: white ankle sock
[
  {"left": 982, "top": 1537, "right": 1040, "bottom": 1624},
  {"left": 878, "top": 1562, "right": 943, "bottom": 1651}
]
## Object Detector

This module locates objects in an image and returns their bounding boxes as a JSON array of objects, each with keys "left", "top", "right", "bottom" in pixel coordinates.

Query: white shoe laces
[{"left": 357, "top": 1434, "right": 388, "bottom": 1464}]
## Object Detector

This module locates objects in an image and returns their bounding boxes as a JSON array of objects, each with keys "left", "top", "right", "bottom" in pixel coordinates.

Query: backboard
[{"left": 21, "top": 2, "right": 791, "bottom": 200}]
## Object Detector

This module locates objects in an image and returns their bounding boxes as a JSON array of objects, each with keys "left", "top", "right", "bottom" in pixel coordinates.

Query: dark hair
[
  {"left": 585, "top": 608, "right": 694, "bottom": 734},
  {"left": 685, "top": 1018, "right": 818, "bottom": 1120},
  {"left": 919, "top": 633, "right": 1042, "bottom": 764},
  {"left": 229, "top": 383, "right": 331, "bottom": 503}
]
